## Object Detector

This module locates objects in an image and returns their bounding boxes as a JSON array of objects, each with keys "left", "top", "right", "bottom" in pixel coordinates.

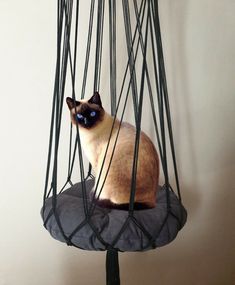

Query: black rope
[
  {"left": 43, "top": 0, "right": 65, "bottom": 211},
  {"left": 129, "top": 1, "right": 150, "bottom": 214},
  {"left": 122, "top": 0, "right": 139, "bottom": 124},
  {"left": 65, "top": 0, "right": 79, "bottom": 188},
  {"left": 88, "top": 1, "right": 160, "bottom": 249},
  {"left": 68, "top": 25, "right": 90, "bottom": 216},
  {"left": 65, "top": 0, "right": 146, "bottom": 212},
  {"left": 152, "top": 0, "right": 182, "bottom": 201},
  {"left": 81, "top": 0, "right": 95, "bottom": 99},
  {"left": 57, "top": 0, "right": 90, "bottom": 216},
  {"left": 106, "top": 249, "right": 120, "bottom": 285},
  {"left": 94, "top": 0, "right": 105, "bottom": 92},
  {"left": 109, "top": 0, "right": 117, "bottom": 115},
  {"left": 42, "top": 2, "right": 184, "bottom": 283},
  {"left": 88, "top": 0, "right": 147, "bottom": 215},
  {"left": 48, "top": 0, "right": 74, "bottom": 243},
  {"left": 133, "top": 0, "right": 164, "bottom": 164}
]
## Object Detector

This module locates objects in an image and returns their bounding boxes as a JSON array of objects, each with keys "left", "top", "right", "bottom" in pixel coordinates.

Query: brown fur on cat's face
[{"left": 66, "top": 92, "right": 105, "bottom": 129}]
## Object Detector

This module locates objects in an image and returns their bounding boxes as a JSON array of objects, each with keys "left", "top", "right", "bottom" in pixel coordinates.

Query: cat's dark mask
[{"left": 66, "top": 92, "right": 104, "bottom": 129}]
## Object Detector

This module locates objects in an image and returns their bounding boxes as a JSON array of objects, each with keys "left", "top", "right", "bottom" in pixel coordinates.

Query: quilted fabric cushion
[{"left": 42, "top": 179, "right": 187, "bottom": 251}]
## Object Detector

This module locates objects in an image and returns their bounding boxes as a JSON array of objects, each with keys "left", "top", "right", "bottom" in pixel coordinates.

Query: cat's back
[
  {"left": 117, "top": 121, "right": 157, "bottom": 154},
  {"left": 96, "top": 119, "right": 159, "bottom": 206},
  {"left": 99, "top": 119, "right": 159, "bottom": 173},
  {"left": 112, "top": 121, "right": 159, "bottom": 172}
]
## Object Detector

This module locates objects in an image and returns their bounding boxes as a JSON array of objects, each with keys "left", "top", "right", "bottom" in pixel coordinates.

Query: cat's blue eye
[
  {"left": 76, "top": 113, "right": 83, "bottom": 120},
  {"left": 90, "top": 111, "right": 96, "bottom": 117}
]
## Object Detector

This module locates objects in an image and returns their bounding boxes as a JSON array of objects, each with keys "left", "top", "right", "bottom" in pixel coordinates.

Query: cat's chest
[
  {"left": 80, "top": 135, "right": 104, "bottom": 169},
  {"left": 79, "top": 119, "right": 118, "bottom": 170}
]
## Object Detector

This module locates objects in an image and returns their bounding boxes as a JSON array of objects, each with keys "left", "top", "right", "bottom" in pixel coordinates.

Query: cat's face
[{"left": 66, "top": 92, "right": 104, "bottom": 129}]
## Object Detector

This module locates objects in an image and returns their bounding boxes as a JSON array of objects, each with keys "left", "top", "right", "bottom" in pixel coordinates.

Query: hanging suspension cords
[
  {"left": 94, "top": 0, "right": 105, "bottom": 92},
  {"left": 42, "top": 1, "right": 185, "bottom": 284},
  {"left": 122, "top": 0, "right": 139, "bottom": 124},
  {"left": 109, "top": 0, "right": 117, "bottom": 115}
]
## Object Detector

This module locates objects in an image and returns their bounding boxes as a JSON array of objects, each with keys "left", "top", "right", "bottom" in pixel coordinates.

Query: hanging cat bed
[
  {"left": 41, "top": 1, "right": 187, "bottom": 284},
  {"left": 43, "top": 179, "right": 186, "bottom": 251}
]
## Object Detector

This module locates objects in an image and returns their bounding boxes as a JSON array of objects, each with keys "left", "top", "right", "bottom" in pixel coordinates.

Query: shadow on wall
[{"left": 165, "top": 0, "right": 201, "bottom": 217}]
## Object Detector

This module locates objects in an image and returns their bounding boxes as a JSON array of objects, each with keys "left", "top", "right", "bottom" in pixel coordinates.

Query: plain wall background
[{"left": 0, "top": 1, "right": 235, "bottom": 284}]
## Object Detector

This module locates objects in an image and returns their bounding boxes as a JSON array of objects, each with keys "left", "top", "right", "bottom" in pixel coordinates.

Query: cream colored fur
[{"left": 78, "top": 111, "right": 159, "bottom": 207}]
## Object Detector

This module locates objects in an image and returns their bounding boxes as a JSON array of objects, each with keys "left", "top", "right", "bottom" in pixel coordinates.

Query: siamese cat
[{"left": 66, "top": 92, "right": 159, "bottom": 210}]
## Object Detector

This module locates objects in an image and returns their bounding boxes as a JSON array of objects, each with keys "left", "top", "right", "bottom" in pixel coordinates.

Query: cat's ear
[
  {"left": 66, "top": 97, "right": 80, "bottom": 110},
  {"left": 88, "top": 92, "right": 102, "bottom": 107}
]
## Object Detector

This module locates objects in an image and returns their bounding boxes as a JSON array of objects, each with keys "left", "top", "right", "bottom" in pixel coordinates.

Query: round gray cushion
[{"left": 41, "top": 179, "right": 187, "bottom": 251}]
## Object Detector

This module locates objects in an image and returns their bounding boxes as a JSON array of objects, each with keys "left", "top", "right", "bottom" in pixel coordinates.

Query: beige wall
[{"left": 0, "top": 1, "right": 235, "bottom": 284}]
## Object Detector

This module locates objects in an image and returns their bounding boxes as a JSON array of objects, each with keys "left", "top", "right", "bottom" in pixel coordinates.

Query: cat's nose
[{"left": 84, "top": 117, "right": 88, "bottom": 125}]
